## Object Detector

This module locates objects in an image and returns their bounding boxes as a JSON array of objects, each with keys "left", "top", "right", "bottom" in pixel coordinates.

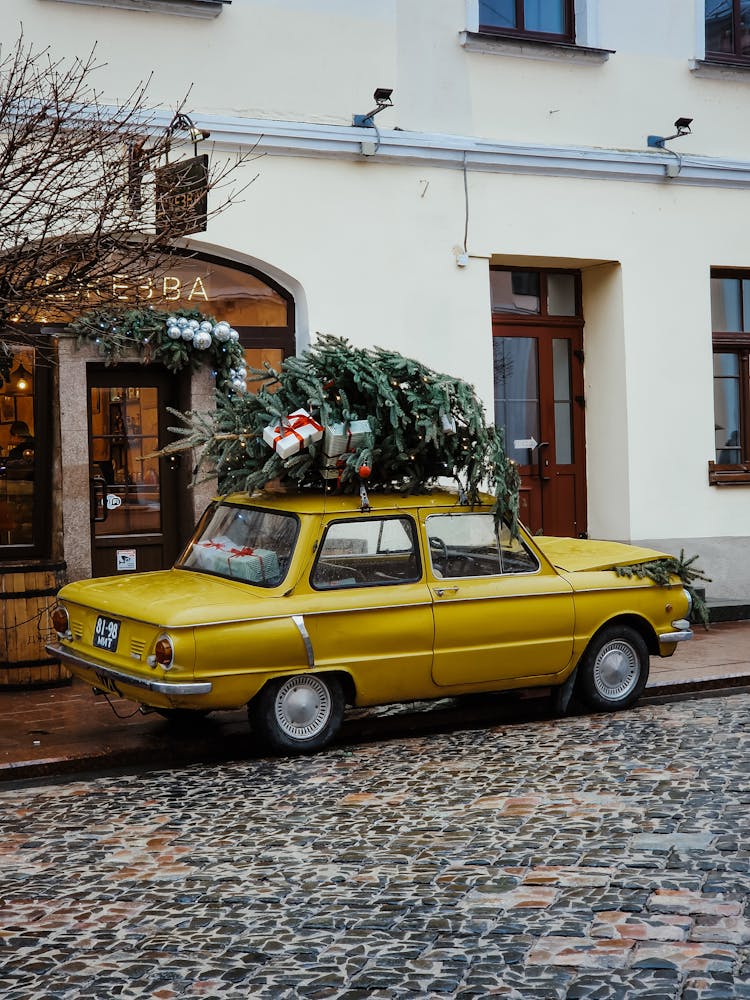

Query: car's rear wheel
[
  {"left": 249, "top": 673, "right": 344, "bottom": 754},
  {"left": 577, "top": 624, "right": 649, "bottom": 711}
]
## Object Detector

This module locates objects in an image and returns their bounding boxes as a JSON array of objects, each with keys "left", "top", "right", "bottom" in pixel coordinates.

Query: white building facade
[{"left": 3, "top": 0, "right": 750, "bottom": 608}]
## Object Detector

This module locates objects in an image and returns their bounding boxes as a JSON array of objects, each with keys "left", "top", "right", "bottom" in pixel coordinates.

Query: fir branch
[
  {"left": 164, "top": 333, "right": 522, "bottom": 528},
  {"left": 613, "top": 550, "right": 711, "bottom": 626}
]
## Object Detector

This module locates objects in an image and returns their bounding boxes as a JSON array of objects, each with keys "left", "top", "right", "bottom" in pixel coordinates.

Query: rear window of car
[{"left": 177, "top": 502, "right": 299, "bottom": 587}]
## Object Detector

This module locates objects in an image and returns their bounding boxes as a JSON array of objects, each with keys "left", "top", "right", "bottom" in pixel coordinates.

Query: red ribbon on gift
[
  {"left": 228, "top": 546, "right": 255, "bottom": 558},
  {"left": 272, "top": 412, "right": 323, "bottom": 452},
  {"left": 200, "top": 540, "right": 225, "bottom": 550}
]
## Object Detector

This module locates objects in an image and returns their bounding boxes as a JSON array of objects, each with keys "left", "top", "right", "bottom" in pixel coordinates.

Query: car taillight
[
  {"left": 51, "top": 606, "right": 70, "bottom": 636},
  {"left": 153, "top": 636, "right": 174, "bottom": 668}
]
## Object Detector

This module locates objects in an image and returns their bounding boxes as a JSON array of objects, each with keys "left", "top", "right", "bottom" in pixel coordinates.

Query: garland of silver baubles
[{"left": 165, "top": 315, "right": 247, "bottom": 391}]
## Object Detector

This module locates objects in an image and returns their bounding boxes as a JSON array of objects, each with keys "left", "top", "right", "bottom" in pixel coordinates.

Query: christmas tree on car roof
[{"left": 166, "top": 334, "right": 521, "bottom": 526}]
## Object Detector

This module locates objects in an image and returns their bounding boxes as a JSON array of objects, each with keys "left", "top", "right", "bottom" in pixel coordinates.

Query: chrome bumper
[
  {"left": 45, "top": 643, "right": 212, "bottom": 696},
  {"left": 657, "top": 630, "right": 694, "bottom": 644}
]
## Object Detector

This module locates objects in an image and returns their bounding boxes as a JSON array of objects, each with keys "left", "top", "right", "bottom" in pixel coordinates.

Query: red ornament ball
[{"left": 358, "top": 464, "right": 371, "bottom": 479}]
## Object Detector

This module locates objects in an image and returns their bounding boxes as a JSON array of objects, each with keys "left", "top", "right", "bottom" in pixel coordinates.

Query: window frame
[
  {"left": 478, "top": 0, "right": 575, "bottom": 44},
  {"left": 176, "top": 500, "right": 300, "bottom": 587},
  {"left": 0, "top": 335, "right": 53, "bottom": 561},
  {"left": 709, "top": 270, "right": 750, "bottom": 484},
  {"left": 489, "top": 266, "right": 583, "bottom": 324},
  {"left": 705, "top": 0, "right": 750, "bottom": 64},
  {"left": 425, "top": 512, "right": 539, "bottom": 579},
  {"left": 310, "top": 515, "right": 422, "bottom": 591}
]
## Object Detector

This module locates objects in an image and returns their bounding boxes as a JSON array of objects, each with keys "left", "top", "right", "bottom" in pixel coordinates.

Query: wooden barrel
[{"left": 0, "top": 561, "right": 71, "bottom": 688}]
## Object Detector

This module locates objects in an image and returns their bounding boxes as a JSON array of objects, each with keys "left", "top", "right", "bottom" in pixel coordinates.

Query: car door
[
  {"left": 422, "top": 510, "right": 575, "bottom": 687},
  {"left": 299, "top": 514, "right": 435, "bottom": 702}
]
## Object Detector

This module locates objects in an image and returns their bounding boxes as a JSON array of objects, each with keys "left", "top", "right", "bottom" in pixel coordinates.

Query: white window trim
[
  {"left": 693, "top": 0, "right": 706, "bottom": 61},
  {"left": 40, "top": 0, "right": 230, "bottom": 17}
]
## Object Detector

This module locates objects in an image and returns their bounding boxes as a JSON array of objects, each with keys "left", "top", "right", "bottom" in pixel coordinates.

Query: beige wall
[{"left": 9, "top": 1, "right": 750, "bottom": 594}]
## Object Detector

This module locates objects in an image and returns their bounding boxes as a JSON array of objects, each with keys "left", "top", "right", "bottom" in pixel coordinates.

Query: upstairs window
[
  {"left": 706, "top": 0, "right": 750, "bottom": 61},
  {"left": 478, "top": 0, "right": 574, "bottom": 42},
  {"left": 710, "top": 272, "right": 750, "bottom": 482}
]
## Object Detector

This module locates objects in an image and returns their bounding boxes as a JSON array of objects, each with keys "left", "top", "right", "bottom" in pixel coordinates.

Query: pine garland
[
  {"left": 165, "top": 334, "right": 521, "bottom": 525},
  {"left": 613, "top": 550, "right": 711, "bottom": 626},
  {"left": 67, "top": 306, "right": 246, "bottom": 389}
]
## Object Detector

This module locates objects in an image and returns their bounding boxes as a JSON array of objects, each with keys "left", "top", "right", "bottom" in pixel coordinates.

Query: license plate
[{"left": 93, "top": 615, "right": 120, "bottom": 652}]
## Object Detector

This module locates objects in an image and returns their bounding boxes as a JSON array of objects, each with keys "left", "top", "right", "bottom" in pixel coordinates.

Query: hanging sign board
[{"left": 155, "top": 154, "right": 208, "bottom": 236}]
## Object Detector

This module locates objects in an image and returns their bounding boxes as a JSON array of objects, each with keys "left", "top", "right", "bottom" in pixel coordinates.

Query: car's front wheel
[
  {"left": 249, "top": 673, "right": 344, "bottom": 754},
  {"left": 577, "top": 624, "right": 650, "bottom": 711}
]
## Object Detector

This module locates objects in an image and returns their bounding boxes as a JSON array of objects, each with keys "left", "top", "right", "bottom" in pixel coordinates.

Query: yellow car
[{"left": 48, "top": 490, "right": 693, "bottom": 754}]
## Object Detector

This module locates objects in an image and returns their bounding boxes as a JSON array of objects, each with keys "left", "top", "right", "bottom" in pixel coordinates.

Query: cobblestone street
[{"left": 2, "top": 692, "right": 750, "bottom": 999}]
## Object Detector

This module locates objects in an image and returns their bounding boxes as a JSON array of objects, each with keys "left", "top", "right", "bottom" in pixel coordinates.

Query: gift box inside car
[{"left": 193, "top": 535, "right": 280, "bottom": 584}]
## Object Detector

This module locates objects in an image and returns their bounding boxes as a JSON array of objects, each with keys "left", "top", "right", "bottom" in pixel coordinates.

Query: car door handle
[{"left": 434, "top": 586, "right": 459, "bottom": 596}]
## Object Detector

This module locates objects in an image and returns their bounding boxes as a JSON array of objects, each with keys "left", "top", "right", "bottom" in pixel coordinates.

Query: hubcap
[
  {"left": 593, "top": 639, "right": 640, "bottom": 700},
  {"left": 274, "top": 675, "right": 331, "bottom": 740}
]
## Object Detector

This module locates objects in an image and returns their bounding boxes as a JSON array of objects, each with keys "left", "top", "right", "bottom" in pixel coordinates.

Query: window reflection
[
  {"left": 480, "top": 0, "right": 566, "bottom": 35},
  {"left": 713, "top": 352, "right": 742, "bottom": 464},
  {"left": 0, "top": 348, "right": 36, "bottom": 547},
  {"left": 711, "top": 278, "right": 742, "bottom": 332},
  {"left": 493, "top": 337, "right": 540, "bottom": 465},
  {"left": 490, "top": 271, "right": 540, "bottom": 315},
  {"left": 90, "top": 386, "right": 162, "bottom": 537}
]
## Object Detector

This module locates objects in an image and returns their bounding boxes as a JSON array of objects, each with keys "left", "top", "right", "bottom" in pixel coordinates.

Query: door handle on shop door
[{"left": 537, "top": 441, "right": 550, "bottom": 481}]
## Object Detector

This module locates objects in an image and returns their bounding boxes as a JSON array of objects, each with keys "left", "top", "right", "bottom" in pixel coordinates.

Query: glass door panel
[
  {"left": 90, "top": 386, "right": 162, "bottom": 538},
  {"left": 493, "top": 337, "right": 540, "bottom": 464},
  {"left": 88, "top": 368, "right": 182, "bottom": 576},
  {"left": 552, "top": 338, "right": 573, "bottom": 465}
]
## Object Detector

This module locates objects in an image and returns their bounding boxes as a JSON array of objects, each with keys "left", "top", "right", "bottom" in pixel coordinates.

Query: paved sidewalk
[{"left": 1, "top": 621, "right": 748, "bottom": 783}]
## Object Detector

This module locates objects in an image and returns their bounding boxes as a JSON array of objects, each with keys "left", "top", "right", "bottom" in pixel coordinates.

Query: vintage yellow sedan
[{"left": 48, "top": 490, "right": 693, "bottom": 754}]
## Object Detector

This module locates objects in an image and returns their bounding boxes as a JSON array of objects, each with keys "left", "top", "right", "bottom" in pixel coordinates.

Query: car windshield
[{"left": 177, "top": 502, "right": 299, "bottom": 588}]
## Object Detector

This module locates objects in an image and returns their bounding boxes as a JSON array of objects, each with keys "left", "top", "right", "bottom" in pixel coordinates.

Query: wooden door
[
  {"left": 493, "top": 323, "right": 587, "bottom": 537},
  {"left": 88, "top": 367, "right": 183, "bottom": 577}
]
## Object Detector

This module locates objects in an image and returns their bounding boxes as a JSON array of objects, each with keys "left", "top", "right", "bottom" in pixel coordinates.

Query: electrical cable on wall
[{"left": 463, "top": 151, "right": 470, "bottom": 252}]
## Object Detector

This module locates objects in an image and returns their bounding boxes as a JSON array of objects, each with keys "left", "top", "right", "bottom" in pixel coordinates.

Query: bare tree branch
[{"left": 0, "top": 31, "right": 259, "bottom": 350}]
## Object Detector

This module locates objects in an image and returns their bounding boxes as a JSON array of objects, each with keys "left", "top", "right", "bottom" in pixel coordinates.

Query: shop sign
[{"left": 155, "top": 154, "right": 208, "bottom": 236}]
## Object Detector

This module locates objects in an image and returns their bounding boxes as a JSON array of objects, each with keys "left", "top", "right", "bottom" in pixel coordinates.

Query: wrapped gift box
[
  {"left": 323, "top": 419, "right": 371, "bottom": 457},
  {"left": 224, "top": 545, "right": 280, "bottom": 584},
  {"left": 193, "top": 536, "right": 280, "bottom": 584},
  {"left": 263, "top": 409, "right": 323, "bottom": 459},
  {"left": 322, "top": 419, "right": 371, "bottom": 478},
  {"left": 193, "top": 535, "right": 234, "bottom": 574}
]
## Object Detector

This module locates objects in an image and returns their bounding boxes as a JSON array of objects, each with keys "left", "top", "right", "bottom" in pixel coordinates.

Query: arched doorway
[{"left": 85, "top": 251, "right": 296, "bottom": 576}]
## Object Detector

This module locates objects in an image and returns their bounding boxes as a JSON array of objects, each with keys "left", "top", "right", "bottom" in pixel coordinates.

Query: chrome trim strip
[
  {"left": 657, "top": 630, "right": 694, "bottom": 643},
  {"left": 77, "top": 600, "right": 437, "bottom": 629},
  {"left": 45, "top": 643, "right": 212, "bottom": 695},
  {"left": 291, "top": 615, "right": 315, "bottom": 668}
]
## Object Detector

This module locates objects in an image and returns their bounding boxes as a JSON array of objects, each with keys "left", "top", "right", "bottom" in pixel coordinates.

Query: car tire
[
  {"left": 577, "top": 624, "right": 650, "bottom": 712},
  {"left": 249, "top": 673, "right": 344, "bottom": 754}
]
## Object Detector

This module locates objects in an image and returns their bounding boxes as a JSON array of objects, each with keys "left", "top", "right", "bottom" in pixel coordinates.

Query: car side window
[
  {"left": 311, "top": 516, "right": 421, "bottom": 589},
  {"left": 426, "top": 513, "right": 538, "bottom": 578}
]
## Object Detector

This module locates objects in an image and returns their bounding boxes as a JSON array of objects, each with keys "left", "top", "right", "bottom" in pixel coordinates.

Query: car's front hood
[
  {"left": 60, "top": 568, "right": 271, "bottom": 628},
  {"left": 534, "top": 537, "right": 670, "bottom": 574}
]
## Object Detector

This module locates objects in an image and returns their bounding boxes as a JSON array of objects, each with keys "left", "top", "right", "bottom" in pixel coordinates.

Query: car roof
[{"left": 216, "top": 489, "right": 495, "bottom": 516}]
